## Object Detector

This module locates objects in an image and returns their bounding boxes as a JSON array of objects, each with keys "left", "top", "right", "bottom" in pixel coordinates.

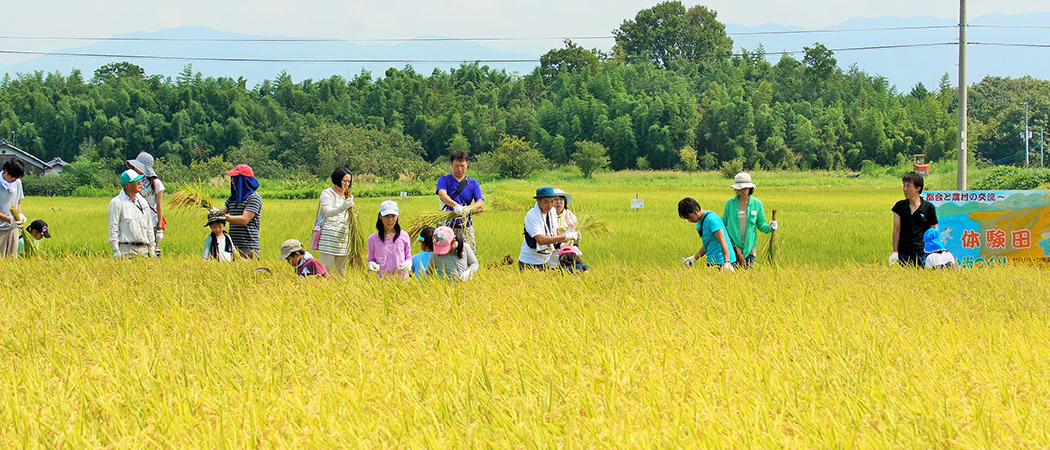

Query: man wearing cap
[
  {"left": 126, "top": 152, "right": 165, "bottom": 257},
  {"left": 436, "top": 150, "right": 484, "bottom": 255},
  {"left": 18, "top": 219, "right": 50, "bottom": 256},
  {"left": 518, "top": 186, "right": 581, "bottom": 270},
  {"left": 220, "top": 164, "right": 263, "bottom": 259},
  {"left": 109, "top": 169, "right": 156, "bottom": 258}
]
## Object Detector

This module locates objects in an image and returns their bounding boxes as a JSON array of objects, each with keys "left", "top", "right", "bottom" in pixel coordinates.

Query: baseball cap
[
  {"left": 120, "top": 169, "right": 144, "bottom": 185},
  {"left": 558, "top": 246, "right": 582, "bottom": 257},
  {"left": 227, "top": 164, "right": 255, "bottom": 177},
  {"left": 432, "top": 226, "right": 456, "bottom": 255},
  {"left": 204, "top": 208, "right": 227, "bottom": 226},
  {"left": 28, "top": 219, "right": 50, "bottom": 238},
  {"left": 379, "top": 199, "right": 399, "bottom": 216},
  {"left": 278, "top": 238, "right": 304, "bottom": 260}
]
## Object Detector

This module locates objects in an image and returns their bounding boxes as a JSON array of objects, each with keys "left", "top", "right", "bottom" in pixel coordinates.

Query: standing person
[
  {"left": 436, "top": 151, "right": 484, "bottom": 255},
  {"left": 367, "top": 200, "right": 412, "bottom": 280},
  {"left": 678, "top": 197, "right": 736, "bottom": 271},
  {"left": 891, "top": 171, "right": 938, "bottom": 267},
  {"left": 518, "top": 186, "right": 580, "bottom": 271},
  {"left": 109, "top": 169, "right": 156, "bottom": 258},
  {"left": 315, "top": 167, "right": 356, "bottom": 277},
  {"left": 220, "top": 164, "right": 262, "bottom": 259},
  {"left": 126, "top": 152, "right": 165, "bottom": 257},
  {"left": 202, "top": 208, "right": 237, "bottom": 262},
  {"left": 430, "top": 225, "right": 480, "bottom": 281},
  {"left": 722, "top": 172, "right": 777, "bottom": 268},
  {"left": 0, "top": 160, "right": 26, "bottom": 258}
]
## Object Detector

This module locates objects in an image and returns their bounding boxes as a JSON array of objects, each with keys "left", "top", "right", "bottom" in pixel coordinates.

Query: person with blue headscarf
[{"left": 220, "top": 164, "right": 262, "bottom": 259}]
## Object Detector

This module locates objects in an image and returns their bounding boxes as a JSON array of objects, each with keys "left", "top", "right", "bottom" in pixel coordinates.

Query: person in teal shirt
[
  {"left": 678, "top": 197, "right": 736, "bottom": 271},
  {"left": 722, "top": 172, "right": 777, "bottom": 268}
]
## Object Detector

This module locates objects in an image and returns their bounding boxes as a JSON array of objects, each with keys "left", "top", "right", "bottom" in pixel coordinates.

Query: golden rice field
[{"left": 1, "top": 171, "right": 1048, "bottom": 447}]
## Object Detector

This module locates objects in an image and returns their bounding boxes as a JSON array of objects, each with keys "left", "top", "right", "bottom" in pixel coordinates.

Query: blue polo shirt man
[{"left": 436, "top": 150, "right": 484, "bottom": 254}]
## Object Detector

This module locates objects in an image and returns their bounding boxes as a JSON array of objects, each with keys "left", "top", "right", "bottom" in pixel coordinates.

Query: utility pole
[
  {"left": 957, "top": 0, "right": 968, "bottom": 190},
  {"left": 1021, "top": 101, "right": 1031, "bottom": 168}
]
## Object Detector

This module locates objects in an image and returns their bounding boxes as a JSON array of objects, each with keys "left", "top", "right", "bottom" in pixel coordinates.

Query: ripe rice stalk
[
  {"left": 573, "top": 213, "right": 612, "bottom": 237},
  {"left": 168, "top": 184, "right": 215, "bottom": 210},
  {"left": 763, "top": 210, "right": 777, "bottom": 265},
  {"left": 406, "top": 202, "right": 482, "bottom": 241}
]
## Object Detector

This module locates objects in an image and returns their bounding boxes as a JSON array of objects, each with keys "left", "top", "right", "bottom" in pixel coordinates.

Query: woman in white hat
[{"left": 721, "top": 172, "right": 777, "bottom": 268}]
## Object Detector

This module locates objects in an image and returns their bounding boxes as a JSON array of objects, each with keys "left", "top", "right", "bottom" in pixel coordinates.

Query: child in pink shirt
[{"left": 367, "top": 200, "right": 412, "bottom": 279}]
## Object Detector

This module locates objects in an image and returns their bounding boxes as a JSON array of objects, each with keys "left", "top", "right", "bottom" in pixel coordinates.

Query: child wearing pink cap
[
  {"left": 557, "top": 246, "right": 588, "bottom": 274},
  {"left": 429, "top": 226, "right": 479, "bottom": 281}
]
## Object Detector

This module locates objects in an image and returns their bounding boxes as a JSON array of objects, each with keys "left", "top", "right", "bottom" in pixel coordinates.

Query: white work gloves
[
  {"left": 564, "top": 231, "right": 581, "bottom": 242},
  {"left": 368, "top": 261, "right": 381, "bottom": 272},
  {"left": 397, "top": 260, "right": 412, "bottom": 273},
  {"left": 682, "top": 256, "right": 696, "bottom": 267},
  {"left": 453, "top": 204, "right": 472, "bottom": 216},
  {"left": 345, "top": 195, "right": 355, "bottom": 209},
  {"left": 722, "top": 263, "right": 735, "bottom": 272},
  {"left": 459, "top": 270, "right": 472, "bottom": 281},
  {"left": 12, "top": 213, "right": 26, "bottom": 229},
  {"left": 769, "top": 220, "right": 778, "bottom": 230},
  {"left": 888, "top": 252, "right": 899, "bottom": 265}
]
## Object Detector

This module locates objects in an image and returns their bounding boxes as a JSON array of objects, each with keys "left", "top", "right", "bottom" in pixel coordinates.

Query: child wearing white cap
[{"left": 367, "top": 200, "right": 412, "bottom": 279}]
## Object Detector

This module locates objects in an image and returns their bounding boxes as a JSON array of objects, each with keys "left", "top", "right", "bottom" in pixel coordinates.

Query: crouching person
[
  {"left": 279, "top": 238, "right": 328, "bottom": 278},
  {"left": 109, "top": 169, "right": 156, "bottom": 259}
]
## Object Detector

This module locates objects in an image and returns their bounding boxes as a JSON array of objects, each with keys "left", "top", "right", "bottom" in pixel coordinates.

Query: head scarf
[{"left": 229, "top": 175, "right": 260, "bottom": 204}]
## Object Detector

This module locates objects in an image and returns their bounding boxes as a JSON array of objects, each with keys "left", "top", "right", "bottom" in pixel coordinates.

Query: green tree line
[{"left": 0, "top": 1, "right": 1043, "bottom": 186}]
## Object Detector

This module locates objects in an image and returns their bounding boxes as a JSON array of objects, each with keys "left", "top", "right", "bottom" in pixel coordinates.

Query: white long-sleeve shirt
[
  {"left": 108, "top": 190, "right": 156, "bottom": 251},
  {"left": 319, "top": 188, "right": 354, "bottom": 223}
]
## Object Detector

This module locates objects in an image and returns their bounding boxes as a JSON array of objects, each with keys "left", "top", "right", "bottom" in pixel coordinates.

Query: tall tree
[{"left": 612, "top": 1, "right": 732, "bottom": 68}]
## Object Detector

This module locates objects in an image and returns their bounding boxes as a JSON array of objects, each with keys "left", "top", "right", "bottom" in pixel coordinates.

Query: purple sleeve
[{"left": 471, "top": 179, "right": 483, "bottom": 201}]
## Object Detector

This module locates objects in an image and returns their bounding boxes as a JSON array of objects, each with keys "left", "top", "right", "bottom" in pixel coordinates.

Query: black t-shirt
[{"left": 892, "top": 198, "right": 938, "bottom": 254}]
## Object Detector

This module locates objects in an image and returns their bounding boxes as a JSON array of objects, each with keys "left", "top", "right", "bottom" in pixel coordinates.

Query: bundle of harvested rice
[
  {"left": 11, "top": 207, "right": 40, "bottom": 258},
  {"left": 763, "top": 210, "right": 778, "bottom": 265},
  {"left": 406, "top": 202, "right": 482, "bottom": 241},
  {"left": 344, "top": 206, "right": 368, "bottom": 269},
  {"left": 573, "top": 213, "right": 612, "bottom": 237},
  {"left": 168, "top": 184, "right": 215, "bottom": 210}
]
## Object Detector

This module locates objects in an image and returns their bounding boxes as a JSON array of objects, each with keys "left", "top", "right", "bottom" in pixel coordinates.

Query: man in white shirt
[
  {"left": 518, "top": 186, "right": 580, "bottom": 270},
  {"left": 109, "top": 169, "right": 156, "bottom": 258}
]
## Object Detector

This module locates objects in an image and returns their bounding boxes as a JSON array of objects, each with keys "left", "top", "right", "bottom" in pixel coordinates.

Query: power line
[
  {"left": 0, "top": 23, "right": 1042, "bottom": 45},
  {"left": 0, "top": 35, "right": 614, "bottom": 43},
  {"left": 0, "top": 42, "right": 961, "bottom": 64},
  {"left": 728, "top": 25, "right": 956, "bottom": 36},
  {"left": 0, "top": 25, "right": 961, "bottom": 44},
  {"left": 970, "top": 42, "right": 1050, "bottom": 49}
]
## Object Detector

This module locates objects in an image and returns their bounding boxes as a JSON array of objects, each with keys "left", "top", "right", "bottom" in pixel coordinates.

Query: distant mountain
[
  {"left": 1, "top": 13, "right": 1048, "bottom": 89},
  {"left": 726, "top": 12, "right": 1050, "bottom": 90}
]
